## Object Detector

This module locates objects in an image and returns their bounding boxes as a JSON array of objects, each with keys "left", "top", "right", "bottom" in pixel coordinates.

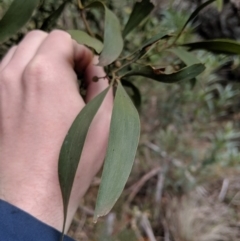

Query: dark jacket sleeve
[{"left": 0, "top": 200, "right": 75, "bottom": 241}]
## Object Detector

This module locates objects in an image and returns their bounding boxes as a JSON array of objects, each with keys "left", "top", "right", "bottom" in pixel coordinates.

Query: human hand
[{"left": 0, "top": 30, "right": 112, "bottom": 231}]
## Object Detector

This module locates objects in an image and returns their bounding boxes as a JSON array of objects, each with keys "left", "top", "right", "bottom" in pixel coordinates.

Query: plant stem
[
  {"left": 80, "top": 10, "right": 95, "bottom": 37},
  {"left": 77, "top": 0, "right": 84, "bottom": 9},
  {"left": 77, "top": 0, "right": 95, "bottom": 37},
  {"left": 113, "top": 61, "right": 133, "bottom": 77}
]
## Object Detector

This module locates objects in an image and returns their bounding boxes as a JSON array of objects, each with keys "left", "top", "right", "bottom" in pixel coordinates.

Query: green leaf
[
  {"left": 122, "top": 63, "right": 205, "bottom": 83},
  {"left": 175, "top": 0, "right": 216, "bottom": 42},
  {"left": 94, "top": 82, "right": 140, "bottom": 220},
  {"left": 216, "top": 0, "right": 223, "bottom": 12},
  {"left": 182, "top": 0, "right": 216, "bottom": 29},
  {"left": 125, "top": 32, "right": 170, "bottom": 62},
  {"left": 123, "top": 0, "right": 154, "bottom": 38},
  {"left": 68, "top": 30, "right": 103, "bottom": 53},
  {"left": 122, "top": 79, "right": 141, "bottom": 110},
  {"left": 183, "top": 39, "right": 240, "bottom": 55},
  {"left": 169, "top": 47, "right": 201, "bottom": 88},
  {"left": 141, "top": 33, "right": 170, "bottom": 49},
  {"left": 169, "top": 47, "right": 200, "bottom": 65},
  {"left": 87, "top": 1, "right": 123, "bottom": 66},
  {"left": 58, "top": 87, "right": 109, "bottom": 234},
  {"left": 0, "top": 0, "right": 40, "bottom": 43},
  {"left": 41, "top": 1, "right": 69, "bottom": 31}
]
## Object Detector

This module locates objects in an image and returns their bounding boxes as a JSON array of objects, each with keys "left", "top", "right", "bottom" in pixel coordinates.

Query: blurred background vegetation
[{"left": 1, "top": 0, "right": 240, "bottom": 240}]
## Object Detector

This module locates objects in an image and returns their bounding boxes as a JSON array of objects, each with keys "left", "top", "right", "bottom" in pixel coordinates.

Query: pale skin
[{"left": 0, "top": 30, "right": 113, "bottom": 231}]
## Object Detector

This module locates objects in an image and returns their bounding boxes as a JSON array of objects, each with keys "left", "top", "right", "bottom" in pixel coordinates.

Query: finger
[
  {"left": 34, "top": 30, "right": 92, "bottom": 72},
  {"left": 0, "top": 46, "right": 17, "bottom": 72},
  {"left": 73, "top": 40, "right": 93, "bottom": 76},
  {"left": 84, "top": 57, "right": 111, "bottom": 103},
  {"left": 27, "top": 30, "right": 93, "bottom": 111},
  {"left": 31, "top": 30, "right": 92, "bottom": 89},
  {"left": 7, "top": 30, "right": 47, "bottom": 74}
]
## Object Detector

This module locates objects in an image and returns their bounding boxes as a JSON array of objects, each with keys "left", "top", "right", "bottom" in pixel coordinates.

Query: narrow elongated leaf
[
  {"left": 68, "top": 30, "right": 103, "bottom": 53},
  {"left": 182, "top": 0, "right": 216, "bottom": 30},
  {"left": 141, "top": 33, "right": 170, "bottom": 50},
  {"left": 123, "top": 0, "right": 154, "bottom": 38},
  {"left": 216, "top": 0, "right": 223, "bottom": 11},
  {"left": 94, "top": 82, "right": 140, "bottom": 220},
  {"left": 41, "top": 1, "right": 69, "bottom": 31},
  {"left": 87, "top": 1, "right": 123, "bottom": 66},
  {"left": 169, "top": 47, "right": 200, "bottom": 65},
  {"left": 58, "top": 87, "right": 109, "bottom": 234},
  {"left": 136, "top": 32, "right": 170, "bottom": 58},
  {"left": 169, "top": 47, "right": 201, "bottom": 87},
  {"left": 183, "top": 39, "right": 240, "bottom": 55},
  {"left": 122, "top": 64, "right": 205, "bottom": 83},
  {"left": 175, "top": 0, "right": 216, "bottom": 41},
  {"left": 0, "top": 0, "right": 40, "bottom": 43},
  {"left": 125, "top": 32, "right": 169, "bottom": 62}
]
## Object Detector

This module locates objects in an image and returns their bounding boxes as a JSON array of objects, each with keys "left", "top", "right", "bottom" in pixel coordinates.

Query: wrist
[{"left": 0, "top": 174, "right": 64, "bottom": 231}]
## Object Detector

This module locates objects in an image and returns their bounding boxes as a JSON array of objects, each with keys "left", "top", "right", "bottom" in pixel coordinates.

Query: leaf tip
[
  {"left": 94, "top": 205, "right": 114, "bottom": 223},
  {"left": 93, "top": 215, "right": 99, "bottom": 223},
  {"left": 93, "top": 210, "right": 109, "bottom": 223}
]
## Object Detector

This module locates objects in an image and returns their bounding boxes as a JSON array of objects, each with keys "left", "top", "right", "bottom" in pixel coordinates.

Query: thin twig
[
  {"left": 80, "top": 10, "right": 95, "bottom": 37},
  {"left": 140, "top": 213, "right": 157, "bottom": 241},
  {"left": 144, "top": 141, "right": 183, "bottom": 168},
  {"left": 72, "top": 213, "right": 87, "bottom": 240},
  {"left": 218, "top": 178, "right": 230, "bottom": 202},
  {"left": 106, "top": 213, "right": 116, "bottom": 236},
  {"left": 155, "top": 169, "right": 166, "bottom": 204},
  {"left": 144, "top": 142, "right": 167, "bottom": 158},
  {"left": 228, "top": 191, "right": 240, "bottom": 206},
  {"left": 79, "top": 204, "right": 94, "bottom": 216},
  {"left": 131, "top": 218, "right": 145, "bottom": 241},
  {"left": 154, "top": 161, "right": 169, "bottom": 221},
  {"left": 154, "top": 170, "right": 165, "bottom": 221},
  {"left": 162, "top": 218, "right": 170, "bottom": 241},
  {"left": 127, "top": 167, "right": 161, "bottom": 203},
  {"left": 77, "top": 0, "right": 84, "bottom": 9}
]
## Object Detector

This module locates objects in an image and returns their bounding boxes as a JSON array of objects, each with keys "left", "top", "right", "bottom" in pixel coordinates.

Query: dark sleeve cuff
[{"left": 0, "top": 199, "right": 75, "bottom": 241}]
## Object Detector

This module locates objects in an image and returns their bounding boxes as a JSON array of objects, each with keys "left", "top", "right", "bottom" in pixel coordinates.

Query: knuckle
[
  {"left": 0, "top": 68, "right": 17, "bottom": 93},
  {"left": 25, "top": 30, "right": 47, "bottom": 38},
  {"left": 0, "top": 68, "right": 15, "bottom": 84},
  {"left": 24, "top": 56, "right": 46, "bottom": 78},
  {"left": 49, "top": 30, "right": 71, "bottom": 40},
  {"left": 23, "top": 56, "right": 50, "bottom": 87}
]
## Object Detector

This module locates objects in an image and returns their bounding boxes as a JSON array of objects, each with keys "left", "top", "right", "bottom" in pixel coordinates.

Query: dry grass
[{"left": 166, "top": 189, "right": 240, "bottom": 241}]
